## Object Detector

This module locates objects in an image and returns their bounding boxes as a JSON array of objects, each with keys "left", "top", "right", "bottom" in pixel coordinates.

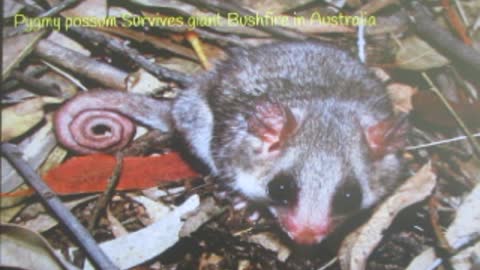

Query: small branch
[
  {"left": 186, "top": 32, "right": 212, "bottom": 70},
  {"left": 428, "top": 196, "right": 453, "bottom": 253},
  {"left": 406, "top": 132, "right": 480, "bottom": 150},
  {"left": 0, "top": 143, "right": 119, "bottom": 270},
  {"left": 408, "top": 2, "right": 480, "bottom": 81},
  {"left": 19, "top": 2, "right": 192, "bottom": 87},
  {"left": 427, "top": 233, "right": 480, "bottom": 270},
  {"left": 11, "top": 70, "right": 64, "bottom": 97},
  {"left": 2, "top": 65, "right": 49, "bottom": 93},
  {"left": 317, "top": 257, "right": 338, "bottom": 270},
  {"left": 97, "top": 27, "right": 198, "bottom": 61},
  {"left": 69, "top": 27, "right": 192, "bottom": 86},
  {"left": 122, "top": 130, "right": 172, "bottom": 156},
  {"left": 88, "top": 152, "right": 124, "bottom": 230},
  {"left": 34, "top": 39, "right": 128, "bottom": 90},
  {"left": 421, "top": 73, "right": 480, "bottom": 158},
  {"left": 440, "top": 0, "right": 472, "bottom": 45}
]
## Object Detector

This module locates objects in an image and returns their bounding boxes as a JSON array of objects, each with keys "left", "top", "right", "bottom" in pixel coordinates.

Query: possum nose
[
  {"left": 283, "top": 216, "right": 330, "bottom": 244},
  {"left": 292, "top": 227, "right": 328, "bottom": 244}
]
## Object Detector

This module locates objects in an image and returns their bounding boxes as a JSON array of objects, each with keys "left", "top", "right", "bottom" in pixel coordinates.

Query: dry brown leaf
[
  {"left": 1, "top": 97, "right": 62, "bottom": 141},
  {"left": 395, "top": 36, "right": 450, "bottom": 70},
  {"left": 387, "top": 83, "right": 417, "bottom": 114},
  {"left": 1, "top": 119, "right": 57, "bottom": 198},
  {"left": 131, "top": 195, "right": 171, "bottom": 224},
  {"left": 180, "top": 197, "right": 225, "bottom": 237},
  {"left": 83, "top": 195, "right": 200, "bottom": 270},
  {"left": 2, "top": 31, "right": 45, "bottom": 80},
  {"left": 0, "top": 223, "right": 76, "bottom": 270},
  {"left": 412, "top": 91, "right": 480, "bottom": 128},
  {"left": 0, "top": 202, "right": 26, "bottom": 223},
  {"left": 407, "top": 184, "right": 480, "bottom": 270},
  {"left": 39, "top": 146, "right": 68, "bottom": 175},
  {"left": 107, "top": 207, "right": 129, "bottom": 237},
  {"left": 127, "top": 68, "right": 168, "bottom": 95},
  {"left": 19, "top": 195, "right": 97, "bottom": 233},
  {"left": 199, "top": 253, "right": 224, "bottom": 270},
  {"left": 248, "top": 233, "right": 291, "bottom": 262},
  {"left": 457, "top": 158, "right": 480, "bottom": 184},
  {"left": 98, "top": 25, "right": 198, "bottom": 61},
  {"left": 338, "top": 163, "right": 437, "bottom": 270}
]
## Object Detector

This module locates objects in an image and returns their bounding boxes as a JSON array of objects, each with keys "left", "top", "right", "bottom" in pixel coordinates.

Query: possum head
[
  {"left": 221, "top": 99, "right": 406, "bottom": 244},
  {"left": 173, "top": 42, "right": 407, "bottom": 244}
]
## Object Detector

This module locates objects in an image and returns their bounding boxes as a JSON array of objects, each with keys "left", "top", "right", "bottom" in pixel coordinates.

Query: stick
[
  {"left": 1, "top": 143, "right": 119, "bottom": 270},
  {"left": 408, "top": 2, "right": 480, "bottom": 81},
  {"left": 34, "top": 40, "right": 128, "bottom": 90},
  {"left": 88, "top": 152, "right": 124, "bottom": 230},
  {"left": 69, "top": 27, "right": 192, "bottom": 86}
]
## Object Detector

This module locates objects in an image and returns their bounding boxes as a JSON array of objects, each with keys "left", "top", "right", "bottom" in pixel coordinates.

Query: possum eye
[
  {"left": 332, "top": 180, "right": 362, "bottom": 214},
  {"left": 268, "top": 174, "right": 298, "bottom": 206}
]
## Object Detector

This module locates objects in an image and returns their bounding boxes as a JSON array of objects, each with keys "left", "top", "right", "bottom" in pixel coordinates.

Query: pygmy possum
[{"left": 54, "top": 42, "right": 408, "bottom": 244}]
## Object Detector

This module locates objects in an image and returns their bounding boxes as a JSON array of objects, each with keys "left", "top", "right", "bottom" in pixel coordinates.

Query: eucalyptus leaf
[
  {"left": 1, "top": 121, "right": 57, "bottom": 201},
  {"left": 0, "top": 223, "right": 79, "bottom": 270},
  {"left": 2, "top": 31, "right": 45, "bottom": 80},
  {"left": 396, "top": 36, "right": 450, "bottom": 70}
]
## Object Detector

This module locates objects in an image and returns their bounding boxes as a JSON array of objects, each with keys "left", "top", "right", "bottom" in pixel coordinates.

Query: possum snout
[{"left": 275, "top": 206, "right": 333, "bottom": 245}]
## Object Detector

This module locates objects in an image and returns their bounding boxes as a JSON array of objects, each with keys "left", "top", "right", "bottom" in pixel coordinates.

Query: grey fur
[{"left": 172, "top": 42, "right": 404, "bottom": 241}]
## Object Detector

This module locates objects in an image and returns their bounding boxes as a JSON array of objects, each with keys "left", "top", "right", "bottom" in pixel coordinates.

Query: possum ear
[
  {"left": 365, "top": 115, "right": 409, "bottom": 160},
  {"left": 248, "top": 100, "right": 298, "bottom": 152}
]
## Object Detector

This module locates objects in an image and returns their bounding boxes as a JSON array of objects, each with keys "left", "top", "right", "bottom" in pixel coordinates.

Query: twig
[
  {"left": 41, "top": 60, "right": 88, "bottom": 91},
  {"left": 68, "top": 27, "right": 192, "bottom": 86},
  {"left": 2, "top": 65, "right": 49, "bottom": 92},
  {"left": 19, "top": 2, "right": 193, "bottom": 87},
  {"left": 97, "top": 26, "right": 199, "bottom": 61},
  {"left": 11, "top": 70, "right": 64, "bottom": 97},
  {"left": 34, "top": 39, "right": 128, "bottom": 90},
  {"left": 428, "top": 196, "right": 453, "bottom": 253},
  {"left": 88, "top": 152, "right": 124, "bottom": 230},
  {"left": 186, "top": 32, "right": 212, "bottom": 70},
  {"left": 317, "top": 257, "right": 338, "bottom": 270},
  {"left": 427, "top": 233, "right": 480, "bottom": 270},
  {"left": 122, "top": 130, "right": 172, "bottom": 156},
  {"left": 407, "top": 2, "right": 480, "bottom": 81},
  {"left": 440, "top": 0, "right": 472, "bottom": 45},
  {"left": 421, "top": 73, "right": 480, "bottom": 158},
  {"left": 453, "top": 0, "right": 469, "bottom": 26},
  {"left": 0, "top": 143, "right": 119, "bottom": 270},
  {"left": 406, "top": 132, "right": 480, "bottom": 150}
]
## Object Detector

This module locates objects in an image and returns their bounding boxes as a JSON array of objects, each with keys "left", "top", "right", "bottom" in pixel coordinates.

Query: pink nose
[
  {"left": 291, "top": 226, "right": 329, "bottom": 244},
  {"left": 282, "top": 216, "right": 330, "bottom": 244}
]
